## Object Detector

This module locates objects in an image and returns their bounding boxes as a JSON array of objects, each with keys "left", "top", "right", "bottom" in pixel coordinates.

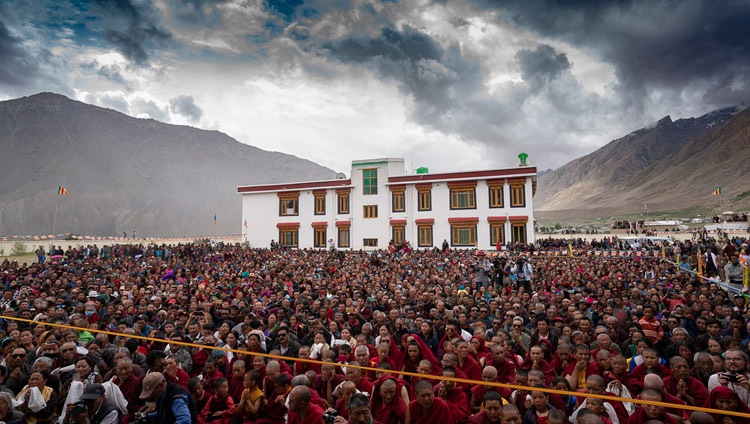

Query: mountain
[
  {"left": 0, "top": 93, "right": 335, "bottom": 236},
  {"left": 536, "top": 105, "right": 750, "bottom": 218}
]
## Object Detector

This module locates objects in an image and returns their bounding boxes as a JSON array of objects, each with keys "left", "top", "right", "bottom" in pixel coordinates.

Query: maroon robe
[
  {"left": 490, "top": 358, "right": 517, "bottom": 384},
  {"left": 433, "top": 385, "right": 469, "bottom": 423},
  {"left": 229, "top": 375, "right": 245, "bottom": 404},
  {"left": 469, "top": 410, "right": 501, "bottom": 424},
  {"left": 287, "top": 404, "right": 325, "bottom": 424},
  {"left": 631, "top": 363, "right": 673, "bottom": 382},
  {"left": 470, "top": 384, "right": 512, "bottom": 408},
  {"left": 662, "top": 375, "right": 709, "bottom": 406},
  {"left": 191, "top": 349, "right": 209, "bottom": 378},
  {"left": 456, "top": 355, "right": 482, "bottom": 381},
  {"left": 609, "top": 371, "right": 642, "bottom": 396},
  {"left": 408, "top": 397, "right": 455, "bottom": 424},
  {"left": 626, "top": 407, "right": 680, "bottom": 424},
  {"left": 203, "top": 369, "right": 225, "bottom": 396},
  {"left": 520, "top": 359, "right": 556, "bottom": 384},
  {"left": 371, "top": 378, "right": 409, "bottom": 424},
  {"left": 199, "top": 394, "right": 237, "bottom": 424},
  {"left": 255, "top": 386, "right": 289, "bottom": 424},
  {"left": 112, "top": 374, "right": 141, "bottom": 417}
]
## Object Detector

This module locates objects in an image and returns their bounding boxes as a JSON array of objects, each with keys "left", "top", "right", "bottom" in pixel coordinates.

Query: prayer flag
[
  {"left": 712, "top": 187, "right": 721, "bottom": 196},
  {"left": 58, "top": 186, "right": 69, "bottom": 195},
  {"left": 213, "top": 214, "right": 217, "bottom": 224},
  {"left": 643, "top": 203, "right": 648, "bottom": 209},
  {"left": 244, "top": 219, "right": 248, "bottom": 228}
]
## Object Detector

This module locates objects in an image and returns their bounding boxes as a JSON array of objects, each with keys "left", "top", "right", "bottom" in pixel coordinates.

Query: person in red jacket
[{"left": 408, "top": 380, "right": 454, "bottom": 424}]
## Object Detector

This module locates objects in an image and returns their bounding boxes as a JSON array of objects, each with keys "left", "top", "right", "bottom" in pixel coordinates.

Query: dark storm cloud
[
  {"left": 169, "top": 95, "right": 203, "bottom": 122},
  {"left": 0, "top": 20, "right": 40, "bottom": 87},
  {"left": 326, "top": 27, "right": 488, "bottom": 125},
  {"left": 90, "top": 0, "right": 172, "bottom": 66},
  {"left": 475, "top": 0, "right": 750, "bottom": 109},
  {"left": 516, "top": 44, "right": 570, "bottom": 93},
  {"left": 166, "top": 0, "right": 223, "bottom": 29}
]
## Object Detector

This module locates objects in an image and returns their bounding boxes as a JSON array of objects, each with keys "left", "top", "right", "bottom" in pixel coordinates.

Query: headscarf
[{"left": 704, "top": 386, "right": 750, "bottom": 424}]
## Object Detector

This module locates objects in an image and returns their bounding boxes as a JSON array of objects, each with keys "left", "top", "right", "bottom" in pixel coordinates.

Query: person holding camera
[
  {"left": 288, "top": 386, "right": 324, "bottom": 424},
  {"left": 474, "top": 251, "right": 493, "bottom": 290},
  {"left": 63, "top": 383, "right": 120, "bottom": 424},
  {"left": 510, "top": 257, "right": 533, "bottom": 293},
  {"left": 708, "top": 348, "right": 750, "bottom": 405}
]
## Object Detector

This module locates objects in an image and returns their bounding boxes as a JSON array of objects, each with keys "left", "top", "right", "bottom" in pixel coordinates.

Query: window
[
  {"left": 314, "top": 193, "right": 326, "bottom": 215},
  {"left": 451, "top": 223, "right": 477, "bottom": 246},
  {"left": 337, "top": 190, "right": 350, "bottom": 214},
  {"left": 392, "top": 190, "right": 405, "bottom": 212},
  {"left": 448, "top": 182, "right": 477, "bottom": 210},
  {"left": 392, "top": 225, "right": 405, "bottom": 244},
  {"left": 363, "top": 169, "right": 378, "bottom": 195},
  {"left": 489, "top": 183, "right": 504, "bottom": 208},
  {"left": 510, "top": 183, "right": 526, "bottom": 208},
  {"left": 313, "top": 227, "right": 326, "bottom": 248},
  {"left": 337, "top": 225, "right": 350, "bottom": 248},
  {"left": 512, "top": 222, "right": 526, "bottom": 243},
  {"left": 278, "top": 194, "right": 299, "bottom": 216},
  {"left": 418, "top": 187, "right": 431, "bottom": 211},
  {"left": 490, "top": 223, "right": 505, "bottom": 246},
  {"left": 363, "top": 238, "right": 378, "bottom": 247},
  {"left": 418, "top": 224, "right": 433, "bottom": 247},
  {"left": 279, "top": 229, "right": 298, "bottom": 247},
  {"left": 363, "top": 205, "right": 378, "bottom": 218}
]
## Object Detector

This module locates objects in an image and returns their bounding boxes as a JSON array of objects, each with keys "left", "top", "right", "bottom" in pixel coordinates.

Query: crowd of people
[{"left": 0, "top": 235, "right": 748, "bottom": 424}]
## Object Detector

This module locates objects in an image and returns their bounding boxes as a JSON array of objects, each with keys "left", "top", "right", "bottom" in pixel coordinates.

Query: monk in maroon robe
[
  {"left": 455, "top": 339, "right": 482, "bottom": 381},
  {"left": 408, "top": 380, "right": 454, "bottom": 424},
  {"left": 255, "top": 374, "right": 291, "bottom": 424},
  {"left": 371, "top": 377, "right": 408, "bottom": 424},
  {"left": 661, "top": 356, "right": 709, "bottom": 407},
  {"left": 626, "top": 389, "right": 681, "bottom": 424},
  {"left": 433, "top": 367, "right": 469, "bottom": 423}
]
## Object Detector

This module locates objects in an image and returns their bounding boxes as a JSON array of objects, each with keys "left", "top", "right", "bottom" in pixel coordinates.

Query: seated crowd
[{"left": 0, "top": 237, "right": 747, "bottom": 424}]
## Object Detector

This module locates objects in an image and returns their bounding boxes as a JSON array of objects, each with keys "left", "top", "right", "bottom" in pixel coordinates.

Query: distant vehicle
[{"left": 619, "top": 236, "right": 674, "bottom": 249}]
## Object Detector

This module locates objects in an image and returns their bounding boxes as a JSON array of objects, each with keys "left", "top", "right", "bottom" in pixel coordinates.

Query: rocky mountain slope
[
  {"left": 536, "top": 105, "right": 749, "bottom": 217},
  {"left": 0, "top": 93, "right": 335, "bottom": 236}
]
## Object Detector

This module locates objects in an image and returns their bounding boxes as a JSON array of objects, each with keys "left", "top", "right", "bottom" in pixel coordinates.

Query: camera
[
  {"left": 724, "top": 372, "right": 741, "bottom": 383},
  {"left": 71, "top": 401, "right": 88, "bottom": 416},
  {"left": 322, "top": 410, "right": 338, "bottom": 423},
  {"left": 134, "top": 412, "right": 150, "bottom": 424}
]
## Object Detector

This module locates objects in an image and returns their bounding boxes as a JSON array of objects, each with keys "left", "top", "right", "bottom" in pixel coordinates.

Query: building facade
[{"left": 237, "top": 158, "right": 537, "bottom": 249}]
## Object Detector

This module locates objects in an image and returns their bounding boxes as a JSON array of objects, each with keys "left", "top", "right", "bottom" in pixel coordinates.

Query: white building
[{"left": 237, "top": 158, "right": 537, "bottom": 249}]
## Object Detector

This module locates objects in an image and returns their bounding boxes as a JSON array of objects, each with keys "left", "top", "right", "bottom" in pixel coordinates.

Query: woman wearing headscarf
[
  {"left": 16, "top": 370, "right": 58, "bottom": 424},
  {"left": 704, "top": 386, "right": 750, "bottom": 424}
]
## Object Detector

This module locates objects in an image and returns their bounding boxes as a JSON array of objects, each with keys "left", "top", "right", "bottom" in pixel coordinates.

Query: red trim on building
[
  {"left": 335, "top": 221, "right": 351, "bottom": 226},
  {"left": 390, "top": 219, "right": 407, "bottom": 224},
  {"left": 448, "top": 217, "right": 479, "bottom": 223},
  {"left": 487, "top": 216, "right": 507, "bottom": 222},
  {"left": 311, "top": 222, "right": 328, "bottom": 227},
  {"left": 389, "top": 185, "right": 406, "bottom": 191},
  {"left": 508, "top": 216, "right": 528, "bottom": 221},
  {"left": 312, "top": 190, "right": 327, "bottom": 195},
  {"left": 388, "top": 168, "right": 536, "bottom": 184},
  {"left": 415, "top": 183, "right": 433, "bottom": 189},
  {"left": 276, "top": 222, "right": 300, "bottom": 228},
  {"left": 238, "top": 179, "right": 352, "bottom": 193},
  {"left": 415, "top": 218, "right": 435, "bottom": 224},
  {"left": 507, "top": 177, "right": 527, "bottom": 184}
]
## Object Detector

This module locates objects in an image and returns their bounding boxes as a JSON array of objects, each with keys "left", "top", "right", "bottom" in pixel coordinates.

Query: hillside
[
  {"left": 0, "top": 93, "right": 335, "bottom": 236},
  {"left": 536, "top": 105, "right": 749, "bottom": 218}
]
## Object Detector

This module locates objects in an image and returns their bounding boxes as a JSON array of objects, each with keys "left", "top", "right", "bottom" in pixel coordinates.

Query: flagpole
[{"left": 52, "top": 192, "right": 60, "bottom": 238}]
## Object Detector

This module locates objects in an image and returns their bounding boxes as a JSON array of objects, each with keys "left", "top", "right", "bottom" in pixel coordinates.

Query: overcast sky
[{"left": 1, "top": 0, "right": 749, "bottom": 174}]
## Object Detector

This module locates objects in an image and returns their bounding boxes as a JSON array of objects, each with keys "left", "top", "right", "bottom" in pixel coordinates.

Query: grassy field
[{"left": 0, "top": 254, "right": 39, "bottom": 264}]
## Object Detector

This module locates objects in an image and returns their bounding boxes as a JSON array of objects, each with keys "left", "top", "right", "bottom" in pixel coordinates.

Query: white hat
[{"left": 88, "top": 291, "right": 98, "bottom": 298}]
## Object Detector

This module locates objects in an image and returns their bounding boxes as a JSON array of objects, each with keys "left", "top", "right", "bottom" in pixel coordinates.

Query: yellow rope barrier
[{"left": 1, "top": 315, "right": 748, "bottom": 419}]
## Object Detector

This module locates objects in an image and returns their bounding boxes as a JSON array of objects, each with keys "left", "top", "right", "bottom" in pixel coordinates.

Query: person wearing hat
[
  {"left": 63, "top": 383, "right": 120, "bottom": 424},
  {"left": 139, "top": 372, "right": 197, "bottom": 424}
]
